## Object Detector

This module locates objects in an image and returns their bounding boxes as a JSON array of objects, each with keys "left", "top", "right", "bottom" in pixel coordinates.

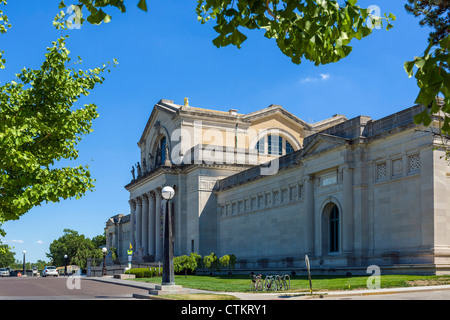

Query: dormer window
[{"left": 255, "top": 134, "right": 295, "bottom": 156}]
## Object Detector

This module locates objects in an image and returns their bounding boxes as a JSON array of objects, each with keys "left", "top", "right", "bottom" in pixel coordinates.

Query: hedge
[{"left": 125, "top": 267, "right": 162, "bottom": 278}]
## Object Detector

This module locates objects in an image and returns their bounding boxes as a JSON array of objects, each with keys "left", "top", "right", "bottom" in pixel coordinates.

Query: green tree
[
  {"left": 403, "top": 0, "right": 450, "bottom": 157},
  {"left": 91, "top": 234, "right": 106, "bottom": 248},
  {"left": 47, "top": 229, "right": 102, "bottom": 269},
  {"left": 174, "top": 252, "right": 202, "bottom": 277},
  {"left": 0, "top": 36, "right": 115, "bottom": 223},
  {"left": 405, "top": 0, "right": 450, "bottom": 44},
  {"left": 219, "top": 254, "right": 237, "bottom": 272},
  {"left": 0, "top": 1, "right": 115, "bottom": 249},
  {"left": 0, "top": 243, "right": 14, "bottom": 267},
  {"left": 405, "top": 35, "right": 450, "bottom": 141},
  {"left": 35, "top": 260, "right": 49, "bottom": 270},
  {"left": 203, "top": 252, "right": 221, "bottom": 274}
]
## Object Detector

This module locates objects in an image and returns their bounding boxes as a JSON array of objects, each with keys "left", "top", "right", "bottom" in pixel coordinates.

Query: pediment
[
  {"left": 301, "top": 133, "right": 349, "bottom": 157},
  {"left": 106, "top": 218, "right": 114, "bottom": 227},
  {"left": 138, "top": 99, "right": 181, "bottom": 147},
  {"left": 243, "top": 104, "right": 312, "bottom": 131}
]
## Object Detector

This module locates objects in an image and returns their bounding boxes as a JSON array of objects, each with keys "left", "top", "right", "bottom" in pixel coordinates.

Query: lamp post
[
  {"left": 161, "top": 186, "right": 175, "bottom": 285},
  {"left": 64, "top": 254, "right": 68, "bottom": 276},
  {"left": 22, "top": 250, "right": 26, "bottom": 277},
  {"left": 102, "top": 247, "right": 107, "bottom": 276}
]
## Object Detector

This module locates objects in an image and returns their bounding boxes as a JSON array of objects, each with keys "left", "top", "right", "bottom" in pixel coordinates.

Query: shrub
[
  {"left": 219, "top": 254, "right": 237, "bottom": 271},
  {"left": 174, "top": 252, "right": 202, "bottom": 277},
  {"left": 203, "top": 253, "right": 220, "bottom": 274},
  {"left": 125, "top": 267, "right": 162, "bottom": 278}
]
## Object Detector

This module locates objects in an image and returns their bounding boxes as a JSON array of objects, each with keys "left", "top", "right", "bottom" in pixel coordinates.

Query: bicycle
[
  {"left": 249, "top": 274, "right": 263, "bottom": 291},
  {"left": 275, "top": 274, "right": 291, "bottom": 291},
  {"left": 264, "top": 275, "right": 277, "bottom": 291}
]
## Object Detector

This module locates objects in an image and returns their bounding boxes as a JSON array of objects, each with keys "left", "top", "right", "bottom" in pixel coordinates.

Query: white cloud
[
  {"left": 300, "top": 73, "right": 331, "bottom": 83},
  {"left": 36, "top": 240, "right": 44, "bottom": 244},
  {"left": 7, "top": 239, "right": 24, "bottom": 244}
]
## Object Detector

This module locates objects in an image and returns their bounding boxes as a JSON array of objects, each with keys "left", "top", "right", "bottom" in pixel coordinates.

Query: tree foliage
[
  {"left": 0, "top": 0, "right": 11, "bottom": 69},
  {"left": 405, "top": 34, "right": 450, "bottom": 133},
  {"left": 55, "top": 0, "right": 395, "bottom": 66},
  {"left": 0, "top": 36, "right": 116, "bottom": 223},
  {"left": 91, "top": 233, "right": 106, "bottom": 248},
  {"left": 174, "top": 252, "right": 202, "bottom": 277},
  {"left": 404, "top": 0, "right": 450, "bottom": 157},
  {"left": 219, "top": 254, "right": 237, "bottom": 271},
  {"left": 405, "top": 0, "right": 450, "bottom": 44},
  {"left": 47, "top": 228, "right": 103, "bottom": 268},
  {"left": 0, "top": 243, "right": 14, "bottom": 267},
  {"left": 203, "top": 252, "right": 222, "bottom": 274},
  {"left": 196, "top": 0, "right": 395, "bottom": 65}
]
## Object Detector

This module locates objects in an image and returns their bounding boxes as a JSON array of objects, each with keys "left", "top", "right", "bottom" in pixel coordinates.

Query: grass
[{"left": 130, "top": 274, "right": 450, "bottom": 293}]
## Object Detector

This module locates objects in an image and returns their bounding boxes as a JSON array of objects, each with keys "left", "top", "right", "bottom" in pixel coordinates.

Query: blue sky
[{"left": 1, "top": 0, "right": 432, "bottom": 263}]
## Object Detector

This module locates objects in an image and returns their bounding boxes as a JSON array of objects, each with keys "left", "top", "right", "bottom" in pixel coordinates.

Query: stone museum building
[{"left": 105, "top": 98, "right": 450, "bottom": 274}]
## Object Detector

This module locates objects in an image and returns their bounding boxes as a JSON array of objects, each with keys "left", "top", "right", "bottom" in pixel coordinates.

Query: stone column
[
  {"left": 142, "top": 194, "right": 149, "bottom": 256},
  {"left": 304, "top": 174, "right": 315, "bottom": 255},
  {"left": 135, "top": 197, "right": 142, "bottom": 256},
  {"left": 128, "top": 199, "right": 136, "bottom": 251},
  {"left": 155, "top": 187, "right": 162, "bottom": 261},
  {"left": 342, "top": 166, "right": 354, "bottom": 253},
  {"left": 148, "top": 191, "right": 156, "bottom": 257}
]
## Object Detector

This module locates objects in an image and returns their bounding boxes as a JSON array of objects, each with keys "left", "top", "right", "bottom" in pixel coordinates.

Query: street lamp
[
  {"left": 161, "top": 186, "right": 175, "bottom": 286},
  {"left": 102, "top": 247, "right": 107, "bottom": 276},
  {"left": 64, "top": 254, "right": 68, "bottom": 276},
  {"left": 22, "top": 250, "right": 26, "bottom": 277}
]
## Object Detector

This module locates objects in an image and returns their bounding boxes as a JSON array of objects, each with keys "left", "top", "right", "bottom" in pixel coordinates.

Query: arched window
[
  {"left": 329, "top": 205, "right": 339, "bottom": 253},
  {"left": 154, "top": 136, "right": 167, "bottom": 167},
  {"left": 160, "top": 136, "right": 166, "bottom": 165},
  {"left": 255, "top": 135, "right": 295, "bottom": 156},
  {"left": 285, "top": 141, "right": 294, "bottom": 154}
]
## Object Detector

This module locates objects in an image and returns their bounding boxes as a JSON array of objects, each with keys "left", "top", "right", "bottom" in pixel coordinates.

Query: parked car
[
  {"left": 42, "top": 266, "right": 58, "bottom": 277},
  {"left": 0, "top": 268, "right": 9, "bottom": 277}
]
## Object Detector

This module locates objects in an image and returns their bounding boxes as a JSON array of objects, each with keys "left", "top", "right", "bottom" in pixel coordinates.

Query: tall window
[
  {"left": 255, "top": 135, "right": 295, "bottom": 156},
  {"left": 160, "top": 136, "right": 166, "bottom": 165},
  {"left": 154, "top": 136, "right": 167, "bottom": 167},
  {"left": 329, "top": 205, "right": 339, "bottom": 253}
]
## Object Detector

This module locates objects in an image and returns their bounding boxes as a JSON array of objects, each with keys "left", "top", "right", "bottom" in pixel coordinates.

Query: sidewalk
[{"left": 84, "top": 276, "right": 450, "bottom": 300}]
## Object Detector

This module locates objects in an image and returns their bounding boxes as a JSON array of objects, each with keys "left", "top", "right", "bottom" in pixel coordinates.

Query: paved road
[{"left": 0, "top": 276, "right": 149, "bottom": 300}]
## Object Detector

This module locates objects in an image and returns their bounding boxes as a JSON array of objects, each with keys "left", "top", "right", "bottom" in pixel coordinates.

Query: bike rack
[{"left": 249, "top": 273, "right": 291, "bottom": 291}]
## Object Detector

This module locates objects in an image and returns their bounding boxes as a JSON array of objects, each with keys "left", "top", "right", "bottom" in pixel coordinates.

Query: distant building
[{"left": 105, "top": 99, "right": 450, "bottom": 274}]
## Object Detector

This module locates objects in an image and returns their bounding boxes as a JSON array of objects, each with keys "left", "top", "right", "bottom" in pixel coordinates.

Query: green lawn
[{"left": 130, "top": 274, "right": 450, "bottom": 293}]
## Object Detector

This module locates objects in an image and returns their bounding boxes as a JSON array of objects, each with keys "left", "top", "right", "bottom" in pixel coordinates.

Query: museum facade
[{"left": 105, "top": 98, "right": 450, "bottom": 274}]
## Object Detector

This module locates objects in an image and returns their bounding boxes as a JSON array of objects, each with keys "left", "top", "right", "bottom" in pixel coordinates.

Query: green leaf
[
  {"left": 0, "top": 36, "right": 113, "bottom": 223},
  {"left": 137, "top": 0, "right": 147, "bottom": 12},
  {"left": 404, "top": 60, "right": 415, "bottom": 77}
]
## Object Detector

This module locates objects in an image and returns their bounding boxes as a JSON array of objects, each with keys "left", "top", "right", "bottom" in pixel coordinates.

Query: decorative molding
[{"left": 135, "top": 196, "right": 142, "bottom": 206}]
